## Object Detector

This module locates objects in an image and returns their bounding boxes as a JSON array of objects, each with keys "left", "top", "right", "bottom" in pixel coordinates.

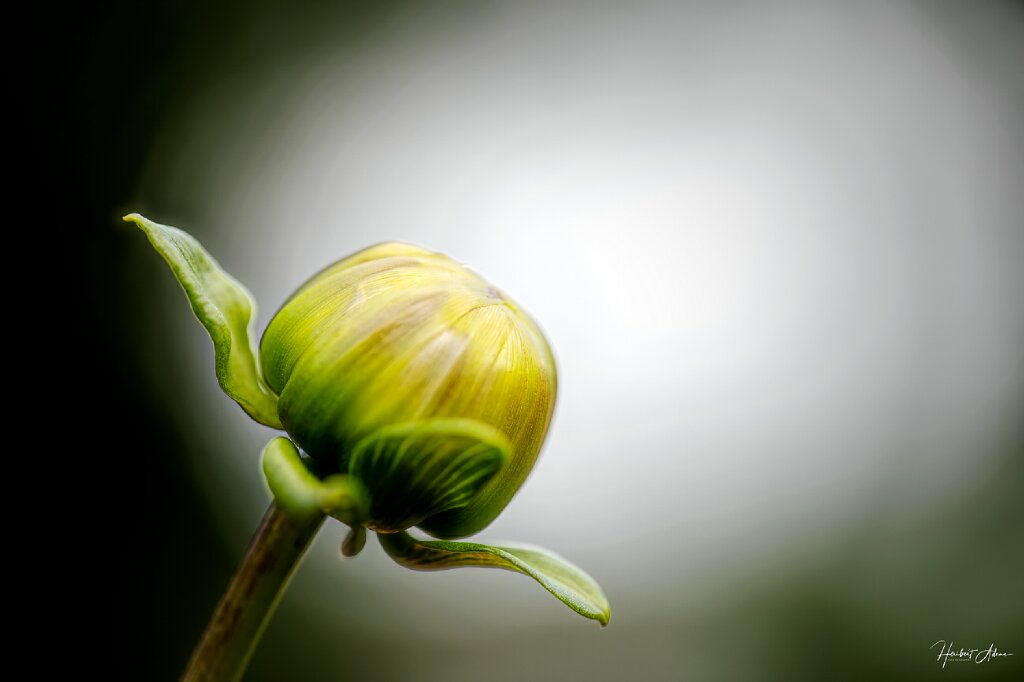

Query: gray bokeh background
[{"left": 112, "top": 1, "right": 1023, "bottom": 679}]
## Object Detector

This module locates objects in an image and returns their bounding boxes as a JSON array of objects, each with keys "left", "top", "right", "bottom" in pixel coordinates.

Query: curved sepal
[
  {"left": 379, "top": 531, "right": 611, "bottom": 626},
  {"left": 125, "top": 213, "right": 282, "bottom": 427},
  {"left": 262, "top": 437, "right": 368, "bottom": 529},
  {"left": 349, "top": 419, "right": 509, "bottom": 533}
]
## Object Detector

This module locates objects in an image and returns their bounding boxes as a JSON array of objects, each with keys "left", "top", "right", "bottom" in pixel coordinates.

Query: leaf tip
[{"left": 122, "top": 213, "right": 156, "bottom": 235}]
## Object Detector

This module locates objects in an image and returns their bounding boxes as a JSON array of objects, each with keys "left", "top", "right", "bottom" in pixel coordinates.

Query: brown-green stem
[{"left": 182, "top": 502, "right": 325, "bottom": 682}]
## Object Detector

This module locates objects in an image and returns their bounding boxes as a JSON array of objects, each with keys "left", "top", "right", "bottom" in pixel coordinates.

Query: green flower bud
[
  {"left": 259, "top": 242, "right": 556, "bottom": 538},
  {"left": 128, "top": 214, "right": 608, "bottom": 626}
]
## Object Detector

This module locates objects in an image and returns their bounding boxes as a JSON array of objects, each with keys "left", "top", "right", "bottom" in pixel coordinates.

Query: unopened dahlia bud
[
  {"left": 260, "top": 242, "right": 557, "bottom": 538},
  {"left": 127, "top": 214, "right": 609, "bottom": 627}
]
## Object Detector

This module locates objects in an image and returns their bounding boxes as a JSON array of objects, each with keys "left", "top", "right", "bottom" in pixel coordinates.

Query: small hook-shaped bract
[{"left": 262, "top": 437, "right": 368, "bottom": 527}]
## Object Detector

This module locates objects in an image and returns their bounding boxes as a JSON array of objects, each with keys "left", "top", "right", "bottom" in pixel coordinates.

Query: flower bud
[
  {"left": 259, "top": 243, "right": 556, "bottom": 539},
  {"left": 130, "top": 214, "right": 607, "bottom": 624}
]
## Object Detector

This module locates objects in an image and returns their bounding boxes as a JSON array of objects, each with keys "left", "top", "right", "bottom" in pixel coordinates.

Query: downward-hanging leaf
[
  {"left": 125, "top": 213, "right": 281, "bottom": 427},
  {"left": 379, "top": 531, "right": 611, "bottom": 626}
]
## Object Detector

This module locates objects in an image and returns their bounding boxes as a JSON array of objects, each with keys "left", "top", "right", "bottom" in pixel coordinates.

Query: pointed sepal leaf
[
  {"left": 125, "top": 213, "right": 282, "bottom": 427},
  {"left": 349, "top": 419, "right": 509, "bottom": 532},
  {"left": 379, "top": 531, "right": 611, "bottom": 626}
]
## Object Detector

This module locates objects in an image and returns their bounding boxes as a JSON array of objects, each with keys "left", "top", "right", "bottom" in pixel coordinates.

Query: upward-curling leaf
[{"left": 125, "top": 213, "right": 281, "bottom": 427}]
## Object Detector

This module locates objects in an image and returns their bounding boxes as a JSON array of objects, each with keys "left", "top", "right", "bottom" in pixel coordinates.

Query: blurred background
[{"left": 84, "top": 1, "right": 1024, "bottom": 680}]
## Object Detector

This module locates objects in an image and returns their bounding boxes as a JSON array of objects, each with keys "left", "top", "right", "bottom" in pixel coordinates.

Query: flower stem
[{"left": 182, "top": 502, "right": 325, "bottom": 682}]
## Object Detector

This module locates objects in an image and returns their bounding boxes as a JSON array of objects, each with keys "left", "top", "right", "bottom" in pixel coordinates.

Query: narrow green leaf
[
  {"left": 125, "top": 213, "right": 282, "bottom": 427},
  {"left": 349, "top": 419, "right": 509, "bottom": 532},
  {"left": 379, "top": 531, "right": 611, "bottom": 626}
]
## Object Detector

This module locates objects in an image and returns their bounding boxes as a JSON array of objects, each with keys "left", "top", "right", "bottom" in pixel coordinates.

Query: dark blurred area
[
  {"left": 76, "top": 2, "right": 1024, "bottom": 680},
  {"left": 78, "top": 2, "right": 248, "bottom": 678},
  {"left": 78, "top": 4, "right": 410, "bottom": 678}
]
